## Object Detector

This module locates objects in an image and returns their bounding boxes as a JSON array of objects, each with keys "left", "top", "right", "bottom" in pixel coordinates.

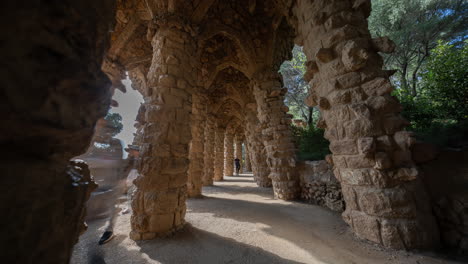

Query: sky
[{"left": 109, "top": 77, "right": 144, "bottom": 148}]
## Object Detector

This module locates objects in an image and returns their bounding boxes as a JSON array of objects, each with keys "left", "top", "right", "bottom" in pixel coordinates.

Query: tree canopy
[
  {"left": 280, "top": 0, "right": 468, "bottom": 158},
  {"left": 368, "top": 0, "right": 467, "bottom": 97}
]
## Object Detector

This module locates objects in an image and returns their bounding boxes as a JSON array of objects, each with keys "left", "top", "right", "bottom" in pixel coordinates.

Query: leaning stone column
[
  {"left": 188, "top": 92, "right": 206, "bottom": 198},
  {"left": 130, "top": 15, "right": 195, "bottom": 240},
  {"left": 245, "top": 109, "right": 272, "bottom": 187},
  {"left": 234, "top": 134, "right": 243, "bottom": 173},
  {"left": 292, "top": 0, "right": 439, "bottom": 249},
  {"left": 213, "top": 126, "right": 226, "bottom": 181},
  {"left": 244, "top": 143, "right": 252, "bottom": 172},
  {"left": 203, "top": 115, "right": 215, "bottom": 186},
  {"left": 224, "top": 131, "right": 235, "bottom": 176},
  {"left": 252, "top": 70, "right": 299, "bottom": 198}
]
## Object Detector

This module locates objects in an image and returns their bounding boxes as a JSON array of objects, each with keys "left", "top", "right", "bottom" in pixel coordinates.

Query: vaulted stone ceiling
[{"left": 105, "top": 0, "right": 296, "bottom": 97}]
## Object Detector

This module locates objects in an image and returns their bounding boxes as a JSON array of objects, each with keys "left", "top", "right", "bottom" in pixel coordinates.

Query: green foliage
[
  {"left": 291, "top": 125, "right": 330, "bottom": 161},
  {"left": 410, "top": 120, "right": 468, "bottom": 148},
  {"left": 396, "top": 42, "right": 468, "bottom": 147},
  {"left": 369, "top": 0, "right": 467, "bottom": 96},
  {"left": 280, "top": 46, "right": 311, "bottom": 121},
  {"left": 421, "top": 41, "right": 468, "bottom": 121},
  {"left": 369, "top": 0, "right": 468, "bottom": 148},
  {"left": 104, "top": 112, "right": 124, "bottom": 137}
]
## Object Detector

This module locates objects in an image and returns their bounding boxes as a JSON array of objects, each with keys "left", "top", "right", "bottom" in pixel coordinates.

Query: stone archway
[
  {"left": 102, "top": 0, "right": 441, "bottom": 250},
  {"left": 2, "top": 0, "right": 444, "bottom": 262}
]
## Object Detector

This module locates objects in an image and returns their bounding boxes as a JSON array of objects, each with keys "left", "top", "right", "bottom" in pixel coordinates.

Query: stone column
[
  {"left": 293, "top": 0, "right": 439, "bottom": 249},
  {"left": 203, "top": 115, "right": 215, "bottom": 186},
  {"left": 187, "top": 92, "right": 206, "bottom": 198},
  {"left": 224, "top": 131, "right": 235, "bottom": 176},
  {"left": 245, "top": 110, "right": 272, "bottom": 187},
  {"left": 252, "top": 71, "right": 299, "bottom": 198},
  {"left": 130, "top": 15, "right": 195, "bottom": 240},
  {"left": 213, "top": 126, "right": 226, "bottom": 181},
  {"left": 244, "top": 143, "right": 252, "bottom": 172},
  {"left": 234, "top": 134, "right": 243, "bottom": 173}
]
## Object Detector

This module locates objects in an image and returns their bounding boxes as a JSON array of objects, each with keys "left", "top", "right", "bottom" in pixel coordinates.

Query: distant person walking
[{"left": 234, "top": 157, "right": 241, "bottom": 175}]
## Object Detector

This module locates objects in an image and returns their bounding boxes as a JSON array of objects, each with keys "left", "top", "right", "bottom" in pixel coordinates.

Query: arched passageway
[
  {"left": 1, "top": 0, "right": 453, "bottom": 263},
  {"left": 106, "top": 0, "right": 437, "bottom": 250}
]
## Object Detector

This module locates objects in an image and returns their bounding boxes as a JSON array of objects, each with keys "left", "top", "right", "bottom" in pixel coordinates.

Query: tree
[
  {"left": 369, "top": 0, "right": 467, "bottom": 98},
  {"left": 422, "top": 41, "right": 468, "bottom": 121},
  {"left": 280, "top": 46, "right": 316, "bottom": 125},
  {"left": 92, "top": 112, "right": 124, "bottom": 145},
  {"left": 104, "top": 112, "right": 124, "bottom": 137}
]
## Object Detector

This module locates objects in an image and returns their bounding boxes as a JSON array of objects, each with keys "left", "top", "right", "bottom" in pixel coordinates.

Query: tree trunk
[{"left": 307, "top": 107, "right": 314, "bottom": 127}]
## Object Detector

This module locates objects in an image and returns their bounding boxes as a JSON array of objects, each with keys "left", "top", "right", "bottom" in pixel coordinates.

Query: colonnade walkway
[{"left": 71, "top": 174, "right": 459, "bottom": 264}]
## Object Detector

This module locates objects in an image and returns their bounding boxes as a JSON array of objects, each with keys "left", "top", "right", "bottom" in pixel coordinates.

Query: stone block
[
  {"left": 371, "top": 36, "right": 396, "bottom": 54},
  {"left": 327, "top": 89, "right": 352, "bottom": 105},
  {"left": 380, "top": 220, "right": 405, "bottom": 249},
  {"left": 304, "top": 91, "right": 317, "bottom": 108},
  {"left": 149, "top": 213, "right": 175, "bottom": 233},
  {"left": 341, "top": 185, "right": 358, "bottom": 210},
  {"left": 329, "top": 140, "right": 358, "bottom": 155},
  {"left": 376, "top": 135, "right": 394, "bottom": 151},
  {"left": 340, "top": 168, "right": 389, "bottom": 187},
  {"left": 374, "top": 152, "right": 392, "bottom": 170},
  {"left": 336, "top": 72, "right": 361, "bottom": 89},
  {"left": 361, "top": 77, "right": 394, "bottom": 96},
  {"left": 342, "top": 40, "right": 369, "bottom": 71},
  {"left": 316, "top": 48, "right": 335, "bottom": 63},
  {"left": 357, "top": 137, "right": 375, "bottom": 154},
  {"left": 158, "top": 74, "right": 176, "bottom": 87},
  {"left": 391, "top": 167, "right": 418, "bottom": 182},
  {"left": 383, "top": 116, "right": 410, "bottom": 135},
  {"left": 349, "top": 210, "right": 382, "bottom": 244},
  {"left": 156, "top": 190, "right": 179, "bottom": 213}
]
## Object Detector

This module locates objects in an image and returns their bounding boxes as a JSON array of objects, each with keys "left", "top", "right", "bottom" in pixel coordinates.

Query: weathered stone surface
[
  {"left": 234, "top": 134, "right": 243, "bottom": 173},
  {"left": 0, "top": 0, "right": 115, "bottom": 262},
  {"left": 243, "top": 143, "right": 252, "bottom": 172},
  {"left": 253, "top": 70, "right": 299, "bottom": 198},
  {"left": 224, "top": 131, "right": 235, "bottom": 176},
  {"left": 245, "top": 110, "right": 272, "bottom": 187},
  {"left": 188, "top": 93, "right": 206, "bottom": 198},
  {"left": 203, "top": 116, "right": 215, "bottom": 186},
  {"left": 3, "top": 0, "right": 446, "bottom": 257},
  {"left": 371, "top": 36, "right": 396, "bottom": 54},
  {"left": 130, "top": 16, "right": 195, "bottom": 240},
  {"left": 298, "top": 160, "right": 345, "bottom": 212},
  {"left": 214, "top": 127, "right": 226, "bottom": 181},
  {"left": 293, "top": 0, "right": 439, "bottom": 249}
]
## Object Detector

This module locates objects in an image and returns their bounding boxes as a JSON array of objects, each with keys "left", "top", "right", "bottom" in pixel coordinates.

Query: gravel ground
[{"left": 71, "top": 174, "right": 464, "bottom": 264}]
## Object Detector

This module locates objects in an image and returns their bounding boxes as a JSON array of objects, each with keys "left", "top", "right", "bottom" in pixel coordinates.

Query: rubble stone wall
[{"left": 298, "top": 160, "right": 345, "bottom": 212}]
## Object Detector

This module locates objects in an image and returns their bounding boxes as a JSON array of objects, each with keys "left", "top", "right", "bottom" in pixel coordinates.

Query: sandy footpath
[{"left": 71, "top": 174, "right": 464, "bottom": 264}]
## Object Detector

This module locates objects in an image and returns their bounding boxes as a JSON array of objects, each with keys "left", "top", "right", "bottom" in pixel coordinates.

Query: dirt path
[{"left": 72, "top": 174, "right": 463, "bottom": 264}]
